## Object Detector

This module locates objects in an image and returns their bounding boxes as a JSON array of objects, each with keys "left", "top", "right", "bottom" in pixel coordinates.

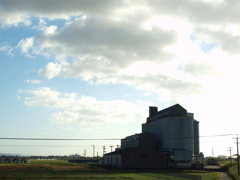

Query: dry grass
[{"left": 0, "top": 164, "right": 52, "bottom": 171}]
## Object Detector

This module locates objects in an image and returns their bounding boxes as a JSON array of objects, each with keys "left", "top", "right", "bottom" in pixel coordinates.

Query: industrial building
[
  {"left": 103, "top": 104, "right": 204, "bottom": 168},
  {"left": 103, "top": 147, "right": 166, "bottom": 169},
  {"left": 121, "top": 132, "right": 156, "bottom": 150}
]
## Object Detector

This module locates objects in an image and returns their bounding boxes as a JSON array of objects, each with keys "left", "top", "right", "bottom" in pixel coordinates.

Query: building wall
[
  {"left": 142, "top": 116, "right": 195, "bottom": 154},
  {"left": 103, "top": 148, "right": 166, "bottom": 169},
  {"left": 121, "top": 132, "right": 156, "bottom": 150},
  {"left": 103, "top": 154, "right": 121, "bottom": 167},
  {"left": 121, "top": 148, "right": 166, "bottom": 169},
  {"left": 138, "top": 133, "right": 156, "bottom": 150},
  {"left": 121, "top": 134, "right": 139, "bottom": 149},
  {"left": 174, "top": 150, "right": 193, "bottom": 161}
]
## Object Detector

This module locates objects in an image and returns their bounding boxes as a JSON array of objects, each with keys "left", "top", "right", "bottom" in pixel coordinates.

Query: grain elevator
[
  {"left": 142, "top": 104, "right": 203, "bottom": 167},
  {"left": 103, "top": 104, "right": 204, "bottom": 168}
]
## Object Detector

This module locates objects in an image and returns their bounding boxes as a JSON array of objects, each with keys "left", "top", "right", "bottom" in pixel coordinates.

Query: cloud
[
  {"left": 3, "top": 0, "right": 240, "bottom": 113},
  {"left": 50, "top": 111, "right": 79, "bottom": 124},
  {"left": 17, "top": 37, "right": 34, "bottom": 57},
  {"left": 18, "top": 4, "right": 226, "bottom": 104},
  {"left": 0, "top": 43, "right": 13, "bottom": 56},
  {"left": 0, "top": 0, "right": 128, "bottom": 26},
  {"left": 24, "top": 79, "right": 41, "bottom": 84},
  {"left": 20, "top": 87, "right": 146, "bottom": 126},
  {"left": 38, "top": 62, "right": 62, "bottom": 79},
  {"left": 142, "top": 92, "right": 152, "bottom": 97}
]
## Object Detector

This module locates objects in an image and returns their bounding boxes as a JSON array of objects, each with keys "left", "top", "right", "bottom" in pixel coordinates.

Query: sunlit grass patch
[{"left": 30, "top": 159, "right": 79, "bottom": 166}]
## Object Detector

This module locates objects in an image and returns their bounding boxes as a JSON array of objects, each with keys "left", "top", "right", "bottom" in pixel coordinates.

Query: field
[{"left": 0, "top": 160, "right": 220, "bottom": 180}]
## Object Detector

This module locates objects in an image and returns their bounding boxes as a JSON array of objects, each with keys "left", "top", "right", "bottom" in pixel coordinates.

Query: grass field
[
  {"left": 0, "top": 159, "right": 220, "bottom": 180},
  {"left": 29, "top": 159, "right": 82, "bottom": 166}
]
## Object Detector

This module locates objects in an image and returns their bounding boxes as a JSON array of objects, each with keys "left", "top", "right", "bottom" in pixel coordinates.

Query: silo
[
  {"left": 142, "top": 116, "right": 195, "bottom": 153},
  {"left": 193, "top": 120, "right": 199, "bottom": 154},
  {"left": 142, "top": 104, "right": 201, "bottom": 166},
  {"left": 160, "top": 116, "right": 194, "bottom": 152}
]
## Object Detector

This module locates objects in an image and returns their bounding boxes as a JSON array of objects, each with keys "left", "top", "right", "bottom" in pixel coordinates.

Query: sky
[{"left": 0, "top": 0, "right": 240, "bottom": 157}]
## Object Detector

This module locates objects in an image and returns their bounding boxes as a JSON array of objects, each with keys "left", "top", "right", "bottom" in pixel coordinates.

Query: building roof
[
  {"left": 148, "top": 104, "right": 186, "bottom": 118},
  {"left": 104, "top": 147, "right": 164, "bottom": 156},
  {"left": 122, "top": 132, "right": 155, "bottom": 139}
]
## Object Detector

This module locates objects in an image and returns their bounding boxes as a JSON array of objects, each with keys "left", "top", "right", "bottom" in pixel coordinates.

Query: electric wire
[
  {"left": 0, "top": 138, "right": 121, "bottom": 140},
  {"left": 0, "top": 133, "right": 239, "bottom": 141}
]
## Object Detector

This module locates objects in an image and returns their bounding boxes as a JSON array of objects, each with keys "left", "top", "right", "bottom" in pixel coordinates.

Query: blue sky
[{"left": 1, "top": 0, "right": 240, "bottom": 157}]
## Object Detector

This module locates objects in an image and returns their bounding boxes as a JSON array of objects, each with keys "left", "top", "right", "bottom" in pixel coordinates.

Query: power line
[
  {"left": 0, "top": 133, "right": 238, "bottom": 141},
  {"left": 165, "top": 133, "right": 239, "bottom": 140},
  {"left": 0, "top": 145, "right": 98, "bottom": 147},
  {"left": 0, "top": 138, "right": 121, "bottom": 140}
]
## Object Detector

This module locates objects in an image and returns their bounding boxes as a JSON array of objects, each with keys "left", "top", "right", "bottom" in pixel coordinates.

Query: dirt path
[{"left": 219, "top": 172, "right": 230, "bottom": 180}]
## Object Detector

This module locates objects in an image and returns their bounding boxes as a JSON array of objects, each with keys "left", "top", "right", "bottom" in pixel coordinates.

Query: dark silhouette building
[{"left": 103, "top": 104, "right": 203, "bottom": 168}]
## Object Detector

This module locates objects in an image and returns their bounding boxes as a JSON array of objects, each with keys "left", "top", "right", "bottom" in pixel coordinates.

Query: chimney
[{"left": 149, "top": 106, "right": 158, "bottom": 117}]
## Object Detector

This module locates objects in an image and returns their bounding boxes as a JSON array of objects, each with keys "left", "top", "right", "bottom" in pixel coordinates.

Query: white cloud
[
  {"left": 20, "top": 87, "right": 146, "bottom": 127},
  {"left": 143, "top": 92, "right": 153, "bottom": 97},
  {"left": 25, "top": 79, "right": 41, "bottom": 84},
  {"left": 38, "top": 62, "right": 62, "bottom": 79},
  {"left": 17, "top": 37, "right": 34, "bottom": 57},
  {"left": 50, "top": 111, "right": 78, "bottom": 124},
  {"left": 43, "top": 25, "right": 58, "bottom": 35},
  {"left": 0, "top": 43, "right": 13, "bottom": 56}
]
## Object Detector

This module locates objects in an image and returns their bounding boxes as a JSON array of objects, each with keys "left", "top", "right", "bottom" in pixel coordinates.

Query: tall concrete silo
[
  {"left": 142, "top": 104, "right": 200, "bottom": 166},
  {"left": 142, "top": 116, "right": 194, "bottom": 152},
  {"left": 193, "top": 120, "right": 199, "bottom": 154}
]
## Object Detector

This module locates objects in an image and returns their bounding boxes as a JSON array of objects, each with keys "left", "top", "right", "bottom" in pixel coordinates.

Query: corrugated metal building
[{"left": 103, "top": 148, "right": 166, "bottom": 169}]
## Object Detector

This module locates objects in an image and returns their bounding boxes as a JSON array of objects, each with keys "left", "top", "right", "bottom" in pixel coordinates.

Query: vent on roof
[{"left": 149, "top": 106, "right": 158, "bottom": 117}]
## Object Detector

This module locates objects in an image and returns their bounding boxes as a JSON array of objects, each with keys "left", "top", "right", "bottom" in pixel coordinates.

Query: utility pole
[
  {"left": 116, "top": 145, "right": 120, "bottom": 169},
  {"left": 237, "top": 136, "right": 239, "bottom": 176},
  {"left": 233, "top": 135, "right": 239, "bottom": 176},
  {"left": 103, "top": 146, "right": 106, "bottom": 157},
  {"left": 84, "top": 149, "right": 86, "bottom": 158},
  {"left": 110, "top": 145, "right": 114, "bottom": 168},
  {"left": 228, "top": 147, "right": 233, "bottom": 166},
  {"left": 92, "top": 145, "right": 95, "bottom": 159}
]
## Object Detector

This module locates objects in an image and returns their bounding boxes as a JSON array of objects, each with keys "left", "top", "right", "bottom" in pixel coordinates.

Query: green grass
[
  {"left": 0, "top": 171, "right": 198, "bottom": 180},
  {"left": 218, "top": 160, "right": 240, "bottom": 180},
  {"left": 140, "top": 173, "right": 190, "bottom": 180},
  {"left": 196, "top": 172, "right": 220, "bottom": 180},
  {"left": 227, "top": 164, "right": 240, "bottom": 180},
  {"left": 0, "top": 171, "right": 221, "bottom": 180},
  {"left": 29, "top": 159, "right": 80, "bottom": 166},
  {"left": 0, "top": 161, "right": 224, "bottom": 180}
]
